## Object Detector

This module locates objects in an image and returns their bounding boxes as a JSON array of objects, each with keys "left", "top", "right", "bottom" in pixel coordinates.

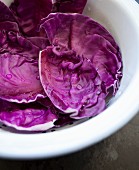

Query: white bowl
[{"left": 1, "top": 0, "right": 139, "bottom": 159}]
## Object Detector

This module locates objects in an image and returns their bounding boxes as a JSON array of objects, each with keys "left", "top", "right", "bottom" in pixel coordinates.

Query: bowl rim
[{"left": 0, "top": 0, "right": 139, "bottom": 159}]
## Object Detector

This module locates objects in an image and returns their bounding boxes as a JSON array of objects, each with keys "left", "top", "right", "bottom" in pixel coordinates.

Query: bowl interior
[
  {"left": 84, "top": 0, "right": 139, "bottom": 103},
  {"left": 0, "top": 0, "right": 139, "bottom": 159},
  {"left": 0, "top": 0, "right": 138, "bottom": 133}
]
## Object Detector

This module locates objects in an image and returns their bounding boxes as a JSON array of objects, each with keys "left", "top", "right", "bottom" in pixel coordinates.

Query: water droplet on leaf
[
  {"left": 6, "top": 74, "right": 12, "bottom": 79},
  {"left": 36, "top": 76, "right": 40, "bottom": 80},
  {"left": 77, "top": 84, "right": 82, "bottom": 90}
]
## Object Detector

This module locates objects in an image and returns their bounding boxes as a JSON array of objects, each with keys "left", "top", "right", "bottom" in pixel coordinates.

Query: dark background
[{"left": 0, "top": 0, "right": 139, "bottom": 169}]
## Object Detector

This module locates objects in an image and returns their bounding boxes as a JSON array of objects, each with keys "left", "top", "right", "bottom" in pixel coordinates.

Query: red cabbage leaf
[
  {"left": 0, "top": 30, "right": 46, "bottom": 103},
  {"left": 0, "top": 1, "right": 16, "bottom": 22},
  {"left": 39, "top": 46, "right": 106, "bottom": 118},
  {"left": 0, "top": 99, "right": 57, "bottom": 131},
  {"left": 52, "top": 0, "right": 87, "bottom": 13},
  {"left": 39, "top": 13, "right": 122, "bottom": 118},
  {"left": 38, "top": 97, "right": 76, "bottom": 126},
  {"left": 40, "top": 13, "right": 122, "bottom": 94},
  {"left": 10, "top": 0, "right": 52, "bottom": 36},
  {"left": 0, "top": 1, "right": 50, "bottom": 103}
]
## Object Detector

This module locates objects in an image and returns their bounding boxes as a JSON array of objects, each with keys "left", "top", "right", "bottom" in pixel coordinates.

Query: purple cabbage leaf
[
  {"left": 27, "top": 36, "right": 50, "bottom": 50},
  {"left": 40, "top": 13, "right": 122, "bottom": 94},
  {"left": 0, "top": 99, "right": 58, "bottom": 131},
  {"left": 38, "top": 97, "right": 75, "bottom": 126},
  {"left": 0, "top": 29, "right": 46, "bottom": 103},
  {"left": 0, "top": 1, "right": 123, "bottom": 129},
  {"left": 10, "top": 0, "right": 52, "bottom": 37},
  {"left": 52, "top": 0, "right": 87, "bottom": 13},
  {"left": 0, "top": 0, "right": 49, "bottom": 103},
  {"left": 39, "top": 13, "right": 122, "bottom": 118},
  {"left": 39, "top": 46, "right": 106, "bottom": 118},
  {"left": 0, "top": 1, "right": 16, "bottom": 22}
]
